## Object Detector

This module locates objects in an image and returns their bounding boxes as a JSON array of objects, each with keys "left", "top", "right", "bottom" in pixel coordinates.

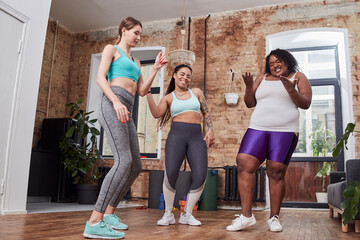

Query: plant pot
[
  {"left": 315, "top": 192, "right": 327, "bottom": 203},
  {"left": 225, "top": 93, "right": 239, "bottom": 105},
  {"left": 77, "top": 184, "right": 98, "bottom": 204}
]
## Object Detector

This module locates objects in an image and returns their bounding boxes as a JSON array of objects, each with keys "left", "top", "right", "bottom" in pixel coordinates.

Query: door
[{"left": 0, "top": 7, "right": 24, "bottom": 212}]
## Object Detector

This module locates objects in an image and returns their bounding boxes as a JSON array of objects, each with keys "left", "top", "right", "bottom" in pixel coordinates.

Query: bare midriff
[
  {"left": 173, "top": 111, "right": 202, "bottom": 124},
  {"left": 110, "top": 77, "right": 137, "bottom": 96}
]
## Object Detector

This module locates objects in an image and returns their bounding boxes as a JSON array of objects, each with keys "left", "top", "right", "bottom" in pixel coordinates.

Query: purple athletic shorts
[{"left": 238, "top": 128, "right": 299, "bottom": 165}]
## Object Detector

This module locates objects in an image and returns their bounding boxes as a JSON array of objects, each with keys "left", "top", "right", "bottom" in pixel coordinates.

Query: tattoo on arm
[{"left": 200, "top": 97, "right": 214, "bottom": 131}]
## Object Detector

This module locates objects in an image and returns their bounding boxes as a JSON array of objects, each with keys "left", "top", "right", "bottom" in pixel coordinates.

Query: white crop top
[{"left": 249, "top": 73, "right": 299, "bottom": 132}]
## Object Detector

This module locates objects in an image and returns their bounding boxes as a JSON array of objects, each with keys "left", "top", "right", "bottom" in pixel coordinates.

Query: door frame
[{"left": 0, "top": 1, "right": 28, "bottom": 214}]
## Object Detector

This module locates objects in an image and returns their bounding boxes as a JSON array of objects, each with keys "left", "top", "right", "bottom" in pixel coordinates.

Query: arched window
[{"left": 266, "top": 28, "right": 353, "bottom": 207}]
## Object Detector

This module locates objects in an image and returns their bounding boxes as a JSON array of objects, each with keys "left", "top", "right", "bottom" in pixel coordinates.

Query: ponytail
[{"left": 114, "top": 16, "right": 142, "bottom": 45}]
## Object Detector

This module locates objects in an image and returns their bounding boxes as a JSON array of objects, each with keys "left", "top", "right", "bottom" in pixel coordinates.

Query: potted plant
[
  {"left": 332, "top": 122, "right": 360, "bottom": 225},
  {"left": 309, "top": 125, "right": 335, "bottom": 202},
  {"left": 314, "top": 162, "right": 335, "bottom": 202},
  {"left": 225, "top": 69, "right": 239, "bottom": 105},
  {"left": 59, "top": 99, "right": 104, "bottom": 204}
]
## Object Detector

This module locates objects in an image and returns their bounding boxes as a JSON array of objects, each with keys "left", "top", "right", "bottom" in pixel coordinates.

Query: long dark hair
[
  {"left": 114, "top": 16, "right": 142, "bottom": 45},
  {"left": 265, "top": 48, "right": 299, "bottom": 74},
  {"left": 158, "top": 64, "right": 193, "bottom": 129}
]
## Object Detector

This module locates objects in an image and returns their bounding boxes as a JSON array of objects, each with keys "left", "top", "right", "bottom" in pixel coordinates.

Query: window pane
[
  {"left": 141, "top": 64, "right": 160, "bottom": 87},
  {"left": 137, "top": 63, "right": 160, "bottom": 156},
  {"left": 292, "top": 49, "right": 337, "bottom": 79},
  {"left": 102, "top": 131, "right": 113, "bottom": 156},
  {"left": 137, "top": 93, "right": 160, "bottom": 154},
  {"left": 101, "top": 64, "right": 161, "bottom": 157},
  {"left": 293, "top": 85, "right": 336, "bottom": 157}
]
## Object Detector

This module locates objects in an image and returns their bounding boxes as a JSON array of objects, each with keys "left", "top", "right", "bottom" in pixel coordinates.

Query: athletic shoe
[
  {"left": 103, "top": 214, "right": 128, "bottom": 230},
  {"left": 226, "top": 214, "right": 256, "bottom": 231},
  {"left": 83, "top": 220, "right": 125, "bottom": 239},
  {"left": 157, "top": 211, "right": 176, "bottom": 226},
  {"left": 267, "top": 215, "right": 282, "bottom": 232},
  {"left": 178, "top": 212, "right": 201, "bottom": 226}
]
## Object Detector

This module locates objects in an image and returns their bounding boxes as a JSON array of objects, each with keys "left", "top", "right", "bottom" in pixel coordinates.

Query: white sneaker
[
  {"left": 267, "top": 215, "right": 282, "bottom": 232},
  {"left": 157, "top": 211, "right": 176, "bottom": 226},
  {"left": 226, "top": 214, "right": 256, "bottom": 231},
  {"left": 179, "top": 212, "right": 201, "bottom": 226}
]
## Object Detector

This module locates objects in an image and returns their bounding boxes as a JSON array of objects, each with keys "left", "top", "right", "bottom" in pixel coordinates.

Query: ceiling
[{"left": 50, "top": 0, "right": 312, "bottom": 33}]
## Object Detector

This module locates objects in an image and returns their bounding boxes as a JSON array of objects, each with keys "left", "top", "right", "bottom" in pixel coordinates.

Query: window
[
  {"left": 266, "top": 29, "right": 353, "bottom": 207},
  {"left": 87, "top": 47, "right": 165, "bottom": 160},
  {"left": 291, "top": 47, "right": 340, "bottom": 158},
  {"left": 101, "top": 61, "right": 162, "bottom": 158}
]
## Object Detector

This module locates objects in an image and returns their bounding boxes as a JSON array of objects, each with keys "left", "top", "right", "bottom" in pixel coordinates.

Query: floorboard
[{"left": 0, "top": 208, "right": 359, "bottom": 239}]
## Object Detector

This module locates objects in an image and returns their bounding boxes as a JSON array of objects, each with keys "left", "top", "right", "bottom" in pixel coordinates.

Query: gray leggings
[
  {"left": 95, "top": 86, "right": 142, "bottom": 213},
  {"left": 164, "top": 122, "right": 208, "bottom": 192}
]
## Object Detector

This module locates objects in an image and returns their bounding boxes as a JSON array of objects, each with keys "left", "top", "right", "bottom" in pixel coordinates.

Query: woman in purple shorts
[{"left": 226, "top": 49, "right": 312, "bottom": 232}]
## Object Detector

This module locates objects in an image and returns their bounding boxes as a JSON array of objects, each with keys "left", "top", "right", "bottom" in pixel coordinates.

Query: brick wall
[
  {"left": 34, "top": 0, "right": 360, "bottom": 200},
  {"left": 33, "top": 19, "right": 73, "bottom": 146}
]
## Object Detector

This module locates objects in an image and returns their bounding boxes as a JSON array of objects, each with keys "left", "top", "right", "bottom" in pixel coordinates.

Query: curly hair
[
  {"left": 158, "top": 64, "right": 192, "bottom": 129},
  {"left": 265, "top": 49, "right": 299, "bottom": 74}
]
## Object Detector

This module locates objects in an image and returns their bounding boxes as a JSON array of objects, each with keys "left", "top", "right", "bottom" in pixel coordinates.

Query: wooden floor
[{"left": 0, "top": 208, "right": 359, "bottom": 240}]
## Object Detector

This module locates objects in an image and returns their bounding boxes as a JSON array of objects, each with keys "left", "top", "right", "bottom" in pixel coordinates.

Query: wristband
[{"left": 147, "top": 90, "right": 152, "bottom": 94}]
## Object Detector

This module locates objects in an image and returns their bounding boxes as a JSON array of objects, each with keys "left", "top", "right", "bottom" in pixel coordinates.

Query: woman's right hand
[
  {"left": 242, "top": 72, "right": 254, "bottom": 88},
  {"left": 113, "top": 101, "right": 130, "bottom": 123}
]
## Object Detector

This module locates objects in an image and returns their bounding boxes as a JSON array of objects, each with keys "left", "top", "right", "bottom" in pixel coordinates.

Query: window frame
[
  {"left": 287, "top": 46, "right": 344, "bottom": 171},
  {"left": 88, "top": 47, "right": 165, "bottom": 160}
]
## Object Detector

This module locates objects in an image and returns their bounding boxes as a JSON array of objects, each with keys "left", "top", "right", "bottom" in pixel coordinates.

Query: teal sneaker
[
  {"left": 103, "top": 214, "right": 128, "bottom": 230},
  {"left": 83, "top": 220, "right": 125, "bottom": 239}
]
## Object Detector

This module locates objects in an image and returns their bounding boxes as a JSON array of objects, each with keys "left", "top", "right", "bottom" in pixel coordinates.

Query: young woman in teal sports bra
[
  {"left": 83, "top": 17, "right": 167, "bottom": 239},
  {"left": 147, "top": 64, "right": 215, "bottom": 226}
]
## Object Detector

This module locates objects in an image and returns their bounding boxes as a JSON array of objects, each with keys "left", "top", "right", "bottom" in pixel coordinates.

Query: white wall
[{"left": 0, "top": 0, "right": 51, "bottom": 214}]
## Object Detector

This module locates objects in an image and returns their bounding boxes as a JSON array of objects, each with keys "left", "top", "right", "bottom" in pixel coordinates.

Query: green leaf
[
  {"left": 65, "top": 126, "right": 75, "bottom": 138},
  {"left": 343, "top": 184, "right": 356, "bottom": 198},
  {"left": 341, "top": 181, "right": 360, "bottom": 226},
  {"left": 90, "top": 127, "right": 100, "bottom": 135},
  {"left": 77, "top": 99, "right": 84, "bottom": 104},
  {"left": 84, "top": 111, "right": 94, "bottom": 116},
  {"left": 79, "top": 168, "right": 87, "bottom": 174},
  {"left": 332, "top": 122, "right": 356, "bottom": 157},
  {"left": 65, "top": 102, "right": 74, "bottom": 108},
  {"left": 71, "top": 170, "right": 78, "bottom": 177}
]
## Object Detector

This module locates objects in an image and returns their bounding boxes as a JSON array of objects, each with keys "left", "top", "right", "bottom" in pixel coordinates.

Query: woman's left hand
[
  {"left": 279, "top": 75, "right": 298, "bottom": 93},
  {"left": 204, "top": 129, "right": 215, "bottom": 148},
  {"left": 154, "top": 51, "right": 167, "bottom": 70}
]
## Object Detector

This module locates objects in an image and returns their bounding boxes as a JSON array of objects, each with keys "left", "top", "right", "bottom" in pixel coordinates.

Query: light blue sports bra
[
  {"left": 170, "top": 89, "right": 201, "bottom": 117},
  {"left": 107, "top": 45, "right": 141, "bottom": 82}
]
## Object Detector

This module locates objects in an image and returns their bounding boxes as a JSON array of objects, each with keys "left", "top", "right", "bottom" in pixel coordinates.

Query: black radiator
[
  {"left": 98, "top": 166, "right": 131, "bottom": 200},
  {"left": 224, "top": 165, "right": 266, "bottom": 202}
]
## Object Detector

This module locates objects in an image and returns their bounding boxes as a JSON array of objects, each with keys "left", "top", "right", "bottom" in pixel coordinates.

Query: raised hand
[
  {"left": 154, "top": 51, "right": 167, "bottom": 70},
  {"left": 242, "top": 72, "right": 254, "bottom": 88},
  {"left": 279, "top": 75, "right": 298, "bottom": 92}
]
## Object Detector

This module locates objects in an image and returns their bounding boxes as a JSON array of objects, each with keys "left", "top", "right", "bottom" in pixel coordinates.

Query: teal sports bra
[
  {"left": 170, "top": 89, "right": 201, "bottom": 117},
  {"left": 107, "top": 45, "right": 141, "bottom": 82}
]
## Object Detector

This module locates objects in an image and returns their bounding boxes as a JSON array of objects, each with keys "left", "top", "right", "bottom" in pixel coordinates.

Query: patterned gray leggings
[{"left": 95, "top": 86, "right": 142, "bottom": 213}]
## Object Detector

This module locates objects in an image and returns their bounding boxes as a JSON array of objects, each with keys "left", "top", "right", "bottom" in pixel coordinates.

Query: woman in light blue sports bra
[
  {"left": 147, "top": 64, "right": 215, "bottom": 226},
  {"left": 84, "top": 17, "right": 167, "bottom": 239}
]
